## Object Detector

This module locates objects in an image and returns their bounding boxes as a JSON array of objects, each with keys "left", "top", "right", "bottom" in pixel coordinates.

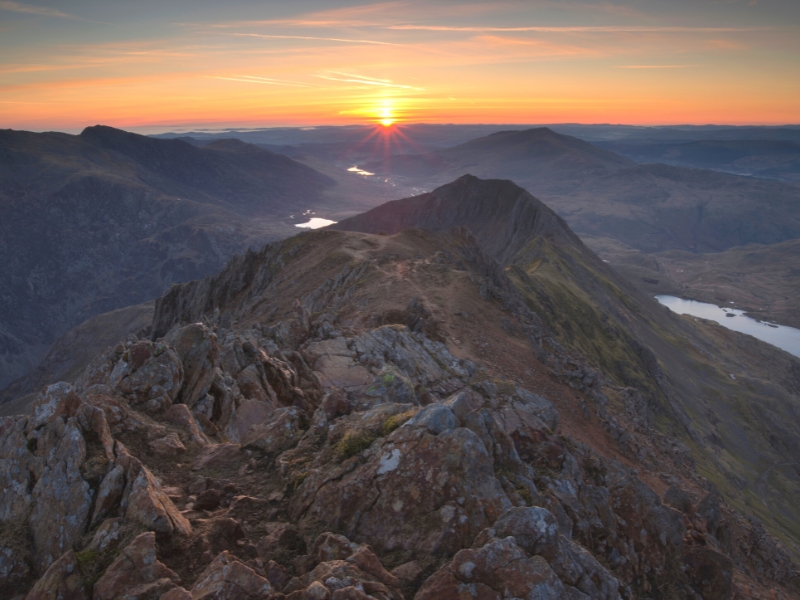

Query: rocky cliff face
[
  {"left": 0, "top": 126, "right": 336, "bottom": 390},
  {"left": 2, "top": 225, "right": 798, "bottom": 599}
]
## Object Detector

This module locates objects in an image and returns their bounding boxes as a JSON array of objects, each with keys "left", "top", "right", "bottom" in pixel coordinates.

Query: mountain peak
[{"left": 333, "top": 175, "right": 582, "bottom": 266}]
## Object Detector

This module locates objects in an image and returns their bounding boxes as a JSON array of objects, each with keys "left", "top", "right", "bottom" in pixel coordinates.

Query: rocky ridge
[
  {"left": 2, "top": 224, "right": 798, "bottom": 599},
  {"left": 333, "top": 176, "right": 800, "bottom": 560},
  {"left": 361, "top": 127, "right": 800, "bottom": 253}
]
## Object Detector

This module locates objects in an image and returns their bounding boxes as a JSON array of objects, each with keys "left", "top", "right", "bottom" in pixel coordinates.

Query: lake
[
  {"left": 295, "top": 218, "right": 337, "bottom": 229},
  {"left": 347, "top": 166, "right": 374, "bottom": 176},
  {"left": 655, "top": 295, "right": 800, "bottom": 359}
]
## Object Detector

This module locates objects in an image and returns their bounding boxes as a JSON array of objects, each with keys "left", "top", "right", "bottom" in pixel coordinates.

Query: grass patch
[
  {"left": 0, "top": 516, "right": 32, "bottom": 556},
  {"left": 381, "top": 411, "right": 416, "bottom": 437},
  {"left": 292, "top": 471, "right": 308, "bottom": 493},
  {"left": 335, "top": 431, "right": 377, "bottom": 460},
  {"left": 75, "top": 547, "right": 115, "bottom": 588}
]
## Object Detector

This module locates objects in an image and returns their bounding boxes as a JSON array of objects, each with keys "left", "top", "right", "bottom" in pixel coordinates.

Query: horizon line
[{"left": 10, "top": 121, "right": 800, "bottom": 135}]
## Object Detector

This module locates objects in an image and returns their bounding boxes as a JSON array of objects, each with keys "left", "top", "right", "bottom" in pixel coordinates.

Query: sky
[{"left": 1, "top": 0, "right": 799, "bottom": 132}]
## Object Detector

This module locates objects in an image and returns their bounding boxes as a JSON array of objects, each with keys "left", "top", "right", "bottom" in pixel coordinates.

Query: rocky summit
[{"left": 1, "top": 181, "right": 799, "bottom": 599}]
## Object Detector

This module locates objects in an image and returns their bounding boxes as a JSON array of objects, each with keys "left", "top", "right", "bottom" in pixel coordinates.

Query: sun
[{"left": 378, "top": 101, "right": 395, "bottom": 127}]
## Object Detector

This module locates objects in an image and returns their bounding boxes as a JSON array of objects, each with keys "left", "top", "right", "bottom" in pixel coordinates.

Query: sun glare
[{"left": 378, "top": 101, "right": 395, "bottom": 127}]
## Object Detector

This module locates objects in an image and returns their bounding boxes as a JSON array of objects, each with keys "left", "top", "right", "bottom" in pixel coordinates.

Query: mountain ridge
[
  {"left": 361, "top": 127, "right": 800, "bottom": 253},
  {"left": 333, "top": 175, "right": 800, "bottom": 561}
]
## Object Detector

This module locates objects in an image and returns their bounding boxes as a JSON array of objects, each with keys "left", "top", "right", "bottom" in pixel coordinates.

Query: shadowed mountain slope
[
  {"left": 584, "top": 235, "right": 800, "bottom": 329},
  {"left": 330, "top": 174, "right": 580, "bottom": 265},
  {"left": 362, "top": 127, "right": 800, "bottom": 253},
  {"left": 334, "top": 175, "right": 800, "bottom": 558},
  {"left": 598, "top": 139, "right": 800, "bottom": 184},
  {"left": 0, "top": 126, "right": 338, "bottom": 390}
]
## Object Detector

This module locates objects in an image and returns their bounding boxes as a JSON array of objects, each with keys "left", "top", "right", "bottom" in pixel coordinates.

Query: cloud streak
[
  {"left": 316, "top": 71, "right": 424, "bottom": 90},
  {"left": 0, "top": 1, "right": 73, "bottom": 18},
  {"left": 231, "top": 33, "right": 399, "bottom": 46},
  {"left": 208, "top": 76, "right": 314, "bottom": 87},
  {"left": 387, "top": 25, "right": 766, "bottom": 33},
  {"left": 617, "top": 65, "right": 696, "bottom": 69}
]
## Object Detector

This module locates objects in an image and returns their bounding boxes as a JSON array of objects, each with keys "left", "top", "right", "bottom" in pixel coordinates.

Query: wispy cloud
[
  {"left": 387, "top": 25, "right": 764, "bottom": 33},
  {"left": 182, "top": 2, "right": 509, "bottom": 30},
  {"left": 316, "top": 71, "right": 424, "bottom": 90},
  {"left": 617, "top": 64, "right": 696, "bottom": 69},
  {"left": 0, "top": 1, "right": 73, "bottom": 18},
  {"left": 208, "top": 75, "right": 314, "bottom": 87},
  {"left": 472, "top": 35, "right": 602, "bottom": 58},
  {"left": 230, "top": 33, "right": 399, "bottom": 46}
]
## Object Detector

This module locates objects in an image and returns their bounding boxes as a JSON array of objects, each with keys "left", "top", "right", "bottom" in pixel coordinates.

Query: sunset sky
[{"left": 1, "top": 0, "right": 799, "bottom": 132}]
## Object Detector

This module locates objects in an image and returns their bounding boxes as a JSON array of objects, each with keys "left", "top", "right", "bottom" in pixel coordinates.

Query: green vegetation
[
  {"left": 510, "top": 249, "right": 660, "bottom": 397},
  {"left": 335, "top": 430, "right": 377, "bottom": 460},
  {"left": 75, "top": 547, "right": 112, "bottom": 587},
  {"left": 290, "top": 471, "right": 308, "bottom": 494},
  {"left": 381, "top": 411, "right": 416, "bottom": 437}
]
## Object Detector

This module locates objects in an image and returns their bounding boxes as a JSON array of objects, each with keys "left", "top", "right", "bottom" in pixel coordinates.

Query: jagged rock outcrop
[{"left": 92, "top": 532, "right": 181, "bottom": 600}]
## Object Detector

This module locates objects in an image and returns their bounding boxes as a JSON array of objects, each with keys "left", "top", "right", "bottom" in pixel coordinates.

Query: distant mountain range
[
  {"left": 0, "top": 125, "right": 392, "bottom": 390},
  {"left": 595, "top": 139, "right": 800, "bottom": 183},
  {"left": 360, "top": 127, "right": 800, "bottom": 253}
]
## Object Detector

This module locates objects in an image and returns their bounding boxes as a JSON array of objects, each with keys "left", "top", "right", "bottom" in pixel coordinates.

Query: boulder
[
  {"left": 165, "top": 324, "right": 218, "bottom": 409},
  {"left": 149, "top": 434, "right": 187, "bottom": 458},
  {"left": 407, "top": 404, "right": 456, "bottom": 435},
  {"left": 0, "top": 544, "right": 31, "bottom": 586},
  {"left": 190, "top": 551, "right": 273, "bottom": 599},
  {"left": 0, "top": 416, "right": 36, "bottom": 523},
  {"left": 291, "top": 421, "right": 510, "bottom": 556},
  {"left": 546, "top": 536, "right": 622, "bottom": 599},
  {"left": 91, "top": 466, "right": 126, "bottom": 525},
  {"left": 27, "top": 383, "right": 82, "bottom": 430},
  {"left": 684, "top": 547, "right": 733, "bottom": 600},
  {"left": 162, "top": 404, "right": 209, "bottom": 446},
  {"left": 109, "top": 341, "right": 183, "bottom": 413},
  {"left": 93, "top": 532, "right": 181, "bottom": 600},
  {"left": 243, "top": 407, "right": 304, "bottom": 456},
  {"left": 283, "top": 558, "right": 402, "bottom": 600},
  {"left": 310, "top": 533, "right": 398, "bottom": 589},
  {"left": 24, "top": 551, "right": 87, "bottom": 600},
  {"left": 115, "top": 446, "right": 192, "bottom": 536},
  {"left": 28, "top": 417, "right": 93, "bottom": 573},
  {"left": 479, "top": 506, "right": 560, "bottom": 557},
  {"left": 191, "top": 443, "right": 241, "bottom": 471},
  {"left": 663, "top": 486, "right": 692, "bottom": 515},
  {"left": 417, "top": 537, "right": 565, "bottom": 600}
]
